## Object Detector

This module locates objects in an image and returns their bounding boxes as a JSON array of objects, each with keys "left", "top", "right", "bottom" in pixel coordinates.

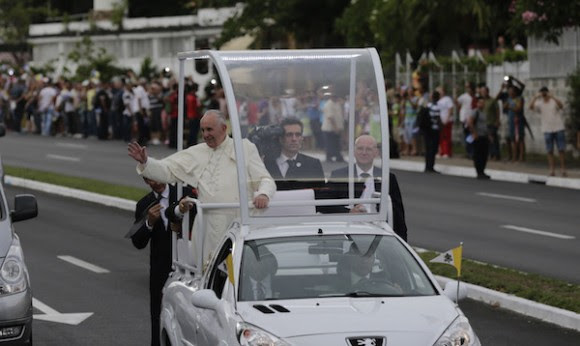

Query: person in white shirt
[
  {"left": 133, "top": 78, "right": 151, "bottom": 145},
  {"left": 457, "top": 82, "right": 475, "bottom": 158},
  {"left": 530, "top": 86, "right": 567, "bottom": 177},
  {"left": 436, "top": 86, "right": 455, "bottom": 158},
  {"left": 321, "top": 93, "right": 345, "bottom": 162},
  {"left": 37, "top": 79, "right": 58, "bottom": 136}
]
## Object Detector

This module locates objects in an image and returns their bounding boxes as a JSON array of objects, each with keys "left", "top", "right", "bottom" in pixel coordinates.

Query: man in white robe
[{"left": 128, "top": 110, "right": 276, "bottom": 266}]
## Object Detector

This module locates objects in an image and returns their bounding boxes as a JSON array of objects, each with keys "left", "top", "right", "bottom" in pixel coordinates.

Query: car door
[{"left": 195, "top": 237, "right": 234, "bottom": 345}]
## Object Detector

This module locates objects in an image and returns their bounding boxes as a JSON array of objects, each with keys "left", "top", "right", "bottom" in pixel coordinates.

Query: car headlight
[
  {"left": 434, "top": 315, "right": 481, "bottom": 346},
  {"left": 0, "top": 240, "right": 28, "bottom": 296},
  {"left": 237, "top": 322, "right": 290, "bottom": 346}
]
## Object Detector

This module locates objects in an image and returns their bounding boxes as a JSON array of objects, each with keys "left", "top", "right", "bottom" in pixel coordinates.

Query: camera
[{"left": 247, "top": 125, "right": 283, "bottom": 160}]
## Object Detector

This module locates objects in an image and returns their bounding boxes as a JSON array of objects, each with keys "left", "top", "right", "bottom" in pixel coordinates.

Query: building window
[
  {"left": 129, "top": 39, "right": 152, "bottom": 58},
  {"left": 195, "top": 38, "right": 210, "bottom": 75},
  {"left": 160, "top": 37, "right": 185, "bottom": 57}
]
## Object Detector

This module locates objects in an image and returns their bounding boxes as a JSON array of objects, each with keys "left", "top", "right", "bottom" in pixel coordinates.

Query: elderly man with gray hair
[{"left": 128, "top": 110, "right": 276, "bottom": 263}]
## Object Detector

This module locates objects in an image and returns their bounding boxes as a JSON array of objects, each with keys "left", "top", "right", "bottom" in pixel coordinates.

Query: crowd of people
[
  {"left": 0, "top": 71, "right": 214, "bottom": 148},
  {"left": 386, "top": 75, "right": 569, "bottom": 177}
]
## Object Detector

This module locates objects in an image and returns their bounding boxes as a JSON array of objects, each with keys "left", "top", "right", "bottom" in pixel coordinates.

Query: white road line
[
  {"left": 32, "top": 298, "right": 59, "bottom": 315},
  {"left": 55, "top": 142, "right": 88, "bottom": 149},
  {"left": 501, "top": 225, "right": 575, "bottom": 240},
  {"left": 57, "top": 255, "right": 110, "bottom": 273},
  {"left": 46, "top": 154, "right": 81, "bottom": 162},
  {"left": 477, "top": 192, "right": 536, "bottom": 203}
]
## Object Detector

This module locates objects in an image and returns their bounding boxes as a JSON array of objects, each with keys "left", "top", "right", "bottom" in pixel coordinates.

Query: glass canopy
[{"left": 177, "top": 49, "right": 391, "bottom": 226}]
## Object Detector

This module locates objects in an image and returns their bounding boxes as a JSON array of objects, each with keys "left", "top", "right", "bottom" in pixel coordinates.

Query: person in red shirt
[
  {"left": 186, "top": 83, "right": 201, "bottom": 147},
  {"left": 165, "top": 83, "right": 179, "bottom": 148}
]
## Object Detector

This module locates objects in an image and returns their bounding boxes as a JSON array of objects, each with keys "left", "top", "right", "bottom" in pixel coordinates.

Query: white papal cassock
[{"left": 137, "top": 136, "right": 276, "bottom": 266}]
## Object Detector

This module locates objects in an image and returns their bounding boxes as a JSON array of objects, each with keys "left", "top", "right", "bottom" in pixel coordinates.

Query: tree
[
  {"left": 65, "top": 36, "right": 126, "bottom": 82},
  {"left": 510, "top": 0, "right": 580, "bottom": 44},
  {"left": 0, "top": 0, "right": 53, "bottom": 65},
  {"left": 216, "top": 0, "right": 349, "bottom": 49},
  {"left": 338, "top": 0, "right": 491, "bottom": 60}
]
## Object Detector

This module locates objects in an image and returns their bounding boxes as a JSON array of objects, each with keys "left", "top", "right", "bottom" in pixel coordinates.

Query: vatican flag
[
  {"left": 430, "top": 243, "right": 463, "bottom": 276},
  {"left": 226, "top": 253, "right": 235, "bottom": 285}
]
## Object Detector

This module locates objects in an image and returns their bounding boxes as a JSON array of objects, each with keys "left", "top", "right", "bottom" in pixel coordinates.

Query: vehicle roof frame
[{"left": 173, "top": 48, "right": 392, "bottom": 269}]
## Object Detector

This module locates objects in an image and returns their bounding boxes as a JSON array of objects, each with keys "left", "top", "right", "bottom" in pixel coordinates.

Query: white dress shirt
[
  {"left": 276, "top": 153, "right": 298, "bottom": 178},
  {"left": 356, "top": 165, "right": 376, "bottom": 213}
]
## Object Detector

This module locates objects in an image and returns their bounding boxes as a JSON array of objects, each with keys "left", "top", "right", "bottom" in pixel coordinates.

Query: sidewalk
[{"left": 390, "top": 154, "right": 580, "bottom": 190}]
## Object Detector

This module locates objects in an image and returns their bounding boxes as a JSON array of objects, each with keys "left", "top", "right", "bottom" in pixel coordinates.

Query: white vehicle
[{"left": 160, "top": 49, "right": 480, "bottom": 346}]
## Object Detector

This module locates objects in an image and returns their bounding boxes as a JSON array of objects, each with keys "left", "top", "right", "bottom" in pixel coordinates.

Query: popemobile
[{"left": 159, "top": 48, "right": 481, "bottom": 346}]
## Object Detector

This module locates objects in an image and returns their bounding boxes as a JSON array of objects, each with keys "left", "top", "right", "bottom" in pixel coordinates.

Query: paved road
[
  {"left": 5, "top": 185, "right": 580, "bottom": 345},
  {"left": 2, "top": 133, "right": 579, "bottom": 283}
]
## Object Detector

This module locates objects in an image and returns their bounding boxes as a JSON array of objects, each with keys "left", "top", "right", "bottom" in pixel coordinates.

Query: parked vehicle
[{"left": 0, "top": 133, "right": 39, "bottom": 345}]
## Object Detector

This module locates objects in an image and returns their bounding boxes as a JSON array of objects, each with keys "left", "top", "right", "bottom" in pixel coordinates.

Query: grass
[
  {"left": 419, "top": 251, "right": 580, "bottom": 313},
  {"left": 4, "top": 165, "right": 148, "bottom": 202},
  {"left": 4, "top": 164, "right": 579, "bottom": 312}
]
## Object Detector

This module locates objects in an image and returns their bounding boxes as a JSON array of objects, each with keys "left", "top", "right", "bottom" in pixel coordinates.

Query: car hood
[{"left": 237, "top": 295, "right": 458, "bottom": 345}]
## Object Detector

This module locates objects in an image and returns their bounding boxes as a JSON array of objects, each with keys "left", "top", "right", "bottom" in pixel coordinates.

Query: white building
[{"left": 28, "top": 2, "right": 244, "bottom": 83}]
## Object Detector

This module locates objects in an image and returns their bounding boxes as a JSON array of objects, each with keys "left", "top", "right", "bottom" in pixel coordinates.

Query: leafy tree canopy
[{"left": 510, "top": 0, "right": 580, "bottom": 44}]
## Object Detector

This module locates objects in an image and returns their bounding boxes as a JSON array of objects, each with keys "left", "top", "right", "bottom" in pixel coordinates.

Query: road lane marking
[
  {"left": 477, "top": 192, "right": 536, "bottom": 203},
  {"left": 33, "top": 298, "right": 93, "bottom": 325},
  {"left": 46, "top": 154, "right": 81, "bottom": 162},
  {"left": 501, "top": 225, "right": 575, "bottom": 240},
  {"left": 57, "top": 255, "right": 110, "bottom": 273},
  {"left": 55, "top": 142, "right": 88, "bottom": 149}
]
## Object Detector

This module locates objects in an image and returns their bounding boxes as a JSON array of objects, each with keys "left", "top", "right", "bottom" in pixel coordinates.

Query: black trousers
[
  {"left": 150, "top": 266, "right": 171, "bottom": 346},
  {"left": 488, "top": 125, "right": 500, "bottom": 160},
  {"left": 423, "top": 129, "right": 440, "bottom": 171},
  {"left": 136, "top": 111, "right": 150, "bottom": 146},
  {"left": 324, "top": 131, "right": 343, "bottom": 161},
  {"left": 187, "top": 118, "right": 200, "bottom": 147},
  {"left": 473, "top": 136, "right": 489, "bottom": 176}
]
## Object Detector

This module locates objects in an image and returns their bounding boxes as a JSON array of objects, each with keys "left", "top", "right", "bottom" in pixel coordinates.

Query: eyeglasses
[
  {"left": 355, "top": 146, "right": 376, "bottom": 153},
  {"left": 284, "top": 132, "right": 303, "bottom": 138}
]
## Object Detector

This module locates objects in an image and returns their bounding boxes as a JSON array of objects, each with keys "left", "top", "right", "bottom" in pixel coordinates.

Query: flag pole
[{"left": 456, "top": 242, "right": 463, "bottom": 304}]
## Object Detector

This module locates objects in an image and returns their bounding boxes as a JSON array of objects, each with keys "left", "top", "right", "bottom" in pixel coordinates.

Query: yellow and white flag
[
  {"left": 226, "top": 253, "right": 235, "bottom": 285},
  {"left": 430, "top": 244, "right": 462, "bottom": 276}
]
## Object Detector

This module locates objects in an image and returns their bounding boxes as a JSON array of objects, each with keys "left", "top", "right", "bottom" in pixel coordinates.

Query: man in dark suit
[
  {"left": 264, "top": 117, "right": 325, "bottom": 191},
  {"left": 330, "top": 135, "right": 408, "bottom": 241},
  {"left": 130, "top": 177, "right": 177, "bottom": 346}
]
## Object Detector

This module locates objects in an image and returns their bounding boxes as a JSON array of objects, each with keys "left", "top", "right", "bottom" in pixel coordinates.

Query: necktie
[
  {"left": 359, "top": 172, "right": 371, "bottom": 182},
  {"left": 286, "top": 159, "right": 297, "bottom": 178}
]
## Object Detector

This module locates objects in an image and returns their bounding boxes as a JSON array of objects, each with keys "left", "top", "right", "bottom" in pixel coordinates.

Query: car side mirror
[
  {"left": 11, "top": 194, "right": 38, "bottom": 222},
  {"left": 442, "top": 280, "right": 467, "bottom": 302},
  {"left": 191, "top": 289, "right": 220, "bottom": 310}
]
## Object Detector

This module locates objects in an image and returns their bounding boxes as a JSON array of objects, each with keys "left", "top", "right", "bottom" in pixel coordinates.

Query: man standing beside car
[{"left": 128, "top": 177, "right": 176, "bottom": 346}]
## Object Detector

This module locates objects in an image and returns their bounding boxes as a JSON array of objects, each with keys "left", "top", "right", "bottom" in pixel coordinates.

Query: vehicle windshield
[
  {"left": 238, "top": 234, "right": 436, "bottom": 301},
  {"left": 219, "top": 50, "right": 386, "bottom": 219}
]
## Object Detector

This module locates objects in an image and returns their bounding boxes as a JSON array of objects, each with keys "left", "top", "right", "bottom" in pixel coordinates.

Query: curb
[
  {"left": 435, "top": 275, "right": 580, "bottom": 332},
  {"left": 4, "top": 175, "right": 136, "bottom": 212},
  {"left": 5, "top": 175, "right": 580, "bottom": 332},
  {"left": 389, "top": 159, "right": 580, "bottom": 190}
]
